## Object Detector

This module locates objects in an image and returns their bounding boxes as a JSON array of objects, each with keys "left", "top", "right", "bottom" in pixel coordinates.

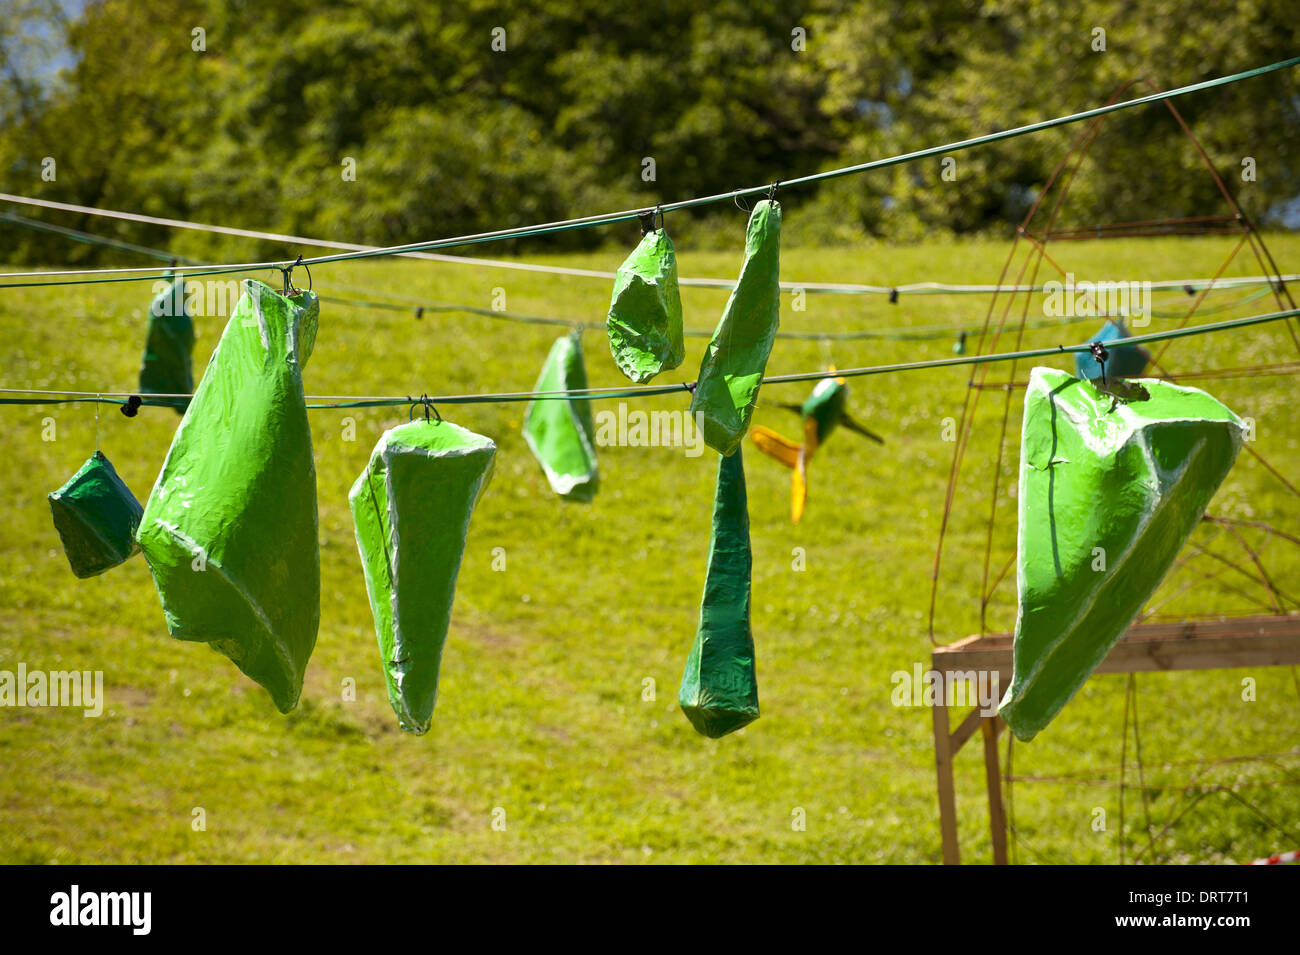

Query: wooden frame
[{"left": 930, "top": 613, "right": 1300, "bottom": 864}]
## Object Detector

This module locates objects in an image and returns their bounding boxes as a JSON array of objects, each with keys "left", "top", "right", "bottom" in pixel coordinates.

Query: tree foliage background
[{"left": 1, "top": 0, "right": 1298, "bottom": 263}]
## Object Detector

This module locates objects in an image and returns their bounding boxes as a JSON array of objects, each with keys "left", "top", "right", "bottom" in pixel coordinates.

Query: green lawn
[{"left": 1, "top": 233, "right": 1297, "bottom": 864}]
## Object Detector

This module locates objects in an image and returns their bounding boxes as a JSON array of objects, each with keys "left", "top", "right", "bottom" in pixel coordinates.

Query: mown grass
[{"left": 1, "top": 232, "right": 1297, "bottom": 863}]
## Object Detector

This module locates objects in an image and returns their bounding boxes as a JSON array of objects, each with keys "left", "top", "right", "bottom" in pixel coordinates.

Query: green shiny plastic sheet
[
  {"left": 690, "top": 199, "right": 782, "bottom": 456},
  {"left": 679, "top": 448, "right": 759, "bottom": 737},
  {"left": 49, "top": 450, "right": 143, "bottom": 578},
  {"left": 606, "top": 227, "right": 684, "bottom": 383},
  {"left": 999, "top": 366, "right": 1245, "bottom": 740},
  {"left": 137, "top": 278, "right": 321, "bottom": 714},
  {"left": 139, "top": 276, "right": 196, "bottom": 412},
  {"left": 350, "top": 419, "right": 496, "bottom": 734},
  {"left": 523, "top": 331, "right": 599, "bottom": 501}
]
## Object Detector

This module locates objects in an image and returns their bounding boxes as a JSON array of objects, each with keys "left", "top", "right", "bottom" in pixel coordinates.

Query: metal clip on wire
[{"left": 1089, "top": 341, "right": 1110, "bottom": 387}]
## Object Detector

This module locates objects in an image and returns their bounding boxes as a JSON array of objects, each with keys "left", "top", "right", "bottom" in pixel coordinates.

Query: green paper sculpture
[
  {"left": 137, "top": 278, "right": 321, "bottom": 714},
  {"left": 606, "top": 227, "right": 684, "bottom": 383},
  {"left": 999, "top": 367, "right": 1246, "bottom": 741},
  {"left": 690, "top": 199, "right": 781, "bottom": 456},
  {"left": 48, "top": 450, "right": 143, "bottom": 578},
  {"left": 523, "top": 331, "right": 599, "bottom": 501},
  {"left": 350, "top": 418, "right": 496, "bottom": 734},
  {"left": 139, "top": 276, "right": 196, "bottom": 412},
  {"left": 679, "top": 448, "right": 759, "bottom": 737}
]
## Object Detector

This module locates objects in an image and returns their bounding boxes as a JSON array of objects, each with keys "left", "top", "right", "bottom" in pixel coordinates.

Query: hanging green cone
[
  {"left": 48, "top": 450, "right": 143, "bottom": 578},
  {"left": 607, "top": 226, "right": 684, "bottom": 383},
  {"left": 139, "top": 275, "right": 196, "bottom": 412},
  {"left": 679, "top": 448, "right": 759, "bottom": 737},
  {"left": 523, "top": 331, "right": 599, "bottom": 501},
  {"left": 137, "top": 278, "right": 320, "bottom": 714},
  {"left": 350, "top": 418, "right": 496, "bottom": 734},
  {"left": 690, "top": 199, "right": 781, "bottom": 456},
  {"left": 999, "top": 367, "right": 1245, "bottom": 741}
]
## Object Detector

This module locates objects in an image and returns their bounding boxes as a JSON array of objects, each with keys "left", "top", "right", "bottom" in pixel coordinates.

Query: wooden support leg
[
  {"left": 982, "top": 716, "right": 1008, "bottom": 865},
  {"left": 933, "top": 699, "right": 960, "bottom": 864}
]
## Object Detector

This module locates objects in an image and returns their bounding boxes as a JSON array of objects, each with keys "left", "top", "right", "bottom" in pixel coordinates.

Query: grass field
[{"left": 1, "top": 232, "right": 1298, "bottom": 864}]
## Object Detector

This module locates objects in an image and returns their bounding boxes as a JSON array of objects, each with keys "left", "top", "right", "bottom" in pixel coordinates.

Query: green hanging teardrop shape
[
  {"left": 679, "top": 448, "right": 760, "bottom": 737},
  {"left": 523, "top": 331, "right": 599, "bottom": 501},
  {"left": 607, "top": 227, "right": 685, "bottom": 383}
]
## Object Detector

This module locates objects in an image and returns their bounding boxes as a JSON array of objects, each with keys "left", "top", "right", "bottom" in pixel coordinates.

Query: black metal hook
[
  {"left": 407, "top": 393, "right": 441, "bottom": 423},
  {"left": 279, "top": 254, "right": 312, "bottom": 295},
  {"left": 120, "top": 394, "right": 143, "bottom": 418}
]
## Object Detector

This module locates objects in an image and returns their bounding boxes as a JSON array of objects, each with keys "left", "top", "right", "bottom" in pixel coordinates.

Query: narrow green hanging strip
[
  {"left": 138, "top": 274, "right": 196, "bottom": 412},
  {"left": 137, "top": 278, "right": 321, "bottom": 714},
  {"left": 999, "top": 367, "right": 1245, "bottom": 741},
  {"left": 606, "top": 225, "right": 684, "bottom": 382},
  {"left": 679, "top": 448, "right": 759, "bottom": 737},
  {"left": 522, "top": 331, "right": 599, "bottom": 501},
  {"left": 351, "top": 417, "right": 496, "bottom": 734},
  {"left": 690, "top": 199, "right": 781, "bottom": 456},
  {"left": 48, "top": 450, "right": 143, "bottom": 578}
]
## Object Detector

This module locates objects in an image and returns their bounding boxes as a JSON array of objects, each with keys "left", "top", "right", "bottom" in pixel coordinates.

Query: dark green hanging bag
[
  {"left": 679, "top": 448, "right": 759, "bottom": 737},
  {"left": 139, "top": 275, "right": 196, "bottom": 412},
  {"left": 49, "top": 450, "right": 143, "bottom": 578}
]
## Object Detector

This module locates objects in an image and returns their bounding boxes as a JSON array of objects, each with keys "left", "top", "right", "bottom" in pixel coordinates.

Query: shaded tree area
[{"left": 1, "top": 0, "right": 1297, "bottom": 264}]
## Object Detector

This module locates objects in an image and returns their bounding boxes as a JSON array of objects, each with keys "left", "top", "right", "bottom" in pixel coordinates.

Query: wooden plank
[
  {"left": 932, "top": 613, "right": 1300, "bottom": 677},
  {"left": 932, "top": 700, "right": 960, "bottom": 865},
  {"left": 982, "top": 717, "right": 1008, "bottom": 865}
]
